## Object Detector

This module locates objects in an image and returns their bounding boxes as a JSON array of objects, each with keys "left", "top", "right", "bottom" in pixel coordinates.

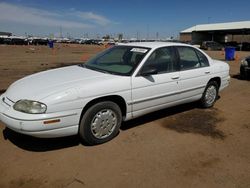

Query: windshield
[{"left": 83, "top": 45, "right": 150, "bottom": 76}]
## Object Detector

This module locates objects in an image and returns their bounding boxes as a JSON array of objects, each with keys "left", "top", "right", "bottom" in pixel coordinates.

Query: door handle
[
  {"left": 205, "top": 71, "right": 210, "bottom": 74},
  {"left": 171, "top": 76, "right": 180, "bottom": 80}
]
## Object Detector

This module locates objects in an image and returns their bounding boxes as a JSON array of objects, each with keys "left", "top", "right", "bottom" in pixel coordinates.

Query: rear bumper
[
  {"left": 0, "top": 94, "right": 81, "bottom": 138},
  {"left": 219, "top": 75, "right": 230, "bottom": 91}
]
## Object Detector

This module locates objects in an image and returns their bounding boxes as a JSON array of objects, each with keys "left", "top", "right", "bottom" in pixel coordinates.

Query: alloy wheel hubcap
[
  {"left": 205, "top": 85, "right": 217, "bottom": 105},
  {"left": 91, "top": 109, "right": 117, "bottom": 139}
]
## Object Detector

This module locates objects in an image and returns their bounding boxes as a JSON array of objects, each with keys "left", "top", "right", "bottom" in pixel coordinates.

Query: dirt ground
[
  {"left": 0, "top": 44, "right": 250, "bottom": 188},
  {"left": 0, "top": 44, "right": 104, "bottom": 92}
]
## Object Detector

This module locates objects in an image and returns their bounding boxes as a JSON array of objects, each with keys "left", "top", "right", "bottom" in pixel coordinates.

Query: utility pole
[
  {"left": 146, "top": 24, "right": 149, "bottom": 40},
  {"left": 208, "top": 17, "right": 211, "bottom": 24},
  {"left": 59, "top": 26, "right": 62, "bottom": 38}
]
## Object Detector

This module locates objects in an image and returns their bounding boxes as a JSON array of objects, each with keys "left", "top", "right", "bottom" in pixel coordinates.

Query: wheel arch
[
  {"left": 208, "top": 77, "right": 221, "bottom": 88},
  {"left": 79, "top": 95, "right": 127, "bottom": 125}
]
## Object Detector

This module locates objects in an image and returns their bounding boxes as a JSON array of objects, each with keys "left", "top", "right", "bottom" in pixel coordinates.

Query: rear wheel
[
  {"left": 200, "top": 81, "right": 218, "bottom": 108},
  {"left": 79, "top": 101, "right": 122, "bottom": 145}
]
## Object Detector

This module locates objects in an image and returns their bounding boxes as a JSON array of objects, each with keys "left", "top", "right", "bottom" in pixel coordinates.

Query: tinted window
[
  {"left": 177, "top": 47, "right": 200, "bottom": 70},
  {"left": 196, "top": 49, "right": 209, "bottom": 67},
  {"left": 85, "top": 46, "right": 150, "bottom": 76},
  {"left": 142, "top": 47, "right": 176, "bottom": 74},
  {"left": 97, "top": 48, "right": 126, "bottom": 63}
]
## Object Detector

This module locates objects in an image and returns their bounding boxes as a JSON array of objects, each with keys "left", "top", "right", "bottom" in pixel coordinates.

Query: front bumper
[{"left": 0, "top": 94, "right": 81, "bottom": 138}]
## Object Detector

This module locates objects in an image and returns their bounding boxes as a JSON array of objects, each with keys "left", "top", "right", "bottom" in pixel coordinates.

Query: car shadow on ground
[
  {"left": 2, "top": 99, "right": 223, "bottom": 152},
  {"left": 231, "top": 74, "right": 241, "bottom": 80},
  {"left": 231, "top": 73, "right": 250, "bottom": 80},
  {"left": 2, "top": 102, "right": 199, "bottom": 152},
  {"left": 3, "top": 128, "right": 81, "bottom": 152},
  {"left": 121, "top": 99, "right": 225, "bottom": 140},
  {"left": 0, "top": 89, "right": 6, "bottom": 95},
  {"left": 121, "top": 102, "right": 200, "bottom": 130}
]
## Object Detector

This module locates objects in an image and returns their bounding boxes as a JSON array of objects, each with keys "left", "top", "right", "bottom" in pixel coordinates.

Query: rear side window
[
  {"left": 196, "top": 50, "right": 209, "bottom": 67},
  {"left": 177, "top": 47, "right": 209, "bottom": 70},
  {"left": 177, "top": 47, "right": 200, "bottom": 70}
]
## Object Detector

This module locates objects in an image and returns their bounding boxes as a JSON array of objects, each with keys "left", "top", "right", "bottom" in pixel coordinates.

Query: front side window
[
  {"left": 141, "top": 47, "right": 176, "bottom": 74},
  {"left": 84, "top": 46, "right": 150, "bottom": 76}
]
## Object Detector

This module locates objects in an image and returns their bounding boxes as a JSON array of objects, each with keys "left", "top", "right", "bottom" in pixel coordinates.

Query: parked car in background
[
  {"left": 84, "top": 39, "right": 101, "bottom": 45},
  {"left": 30, "top": 38, "right": 48, "bottom": 45},
  {"left": 224, "top": 41, "right": 240, "bottom": 51},
  {"left": 0, "top": 37, "right": 5, "bottom": 44},
  {"left": 238, "top": 42, "right": 250, "bottom": 51},
  {"left": 10, "top": 37, "right": 28, "bottom": 45},
  {"left": 0, "top": 36, "right": 28, "bottom": 45},
  {"left": 2, "top": 37, "right": 12, "bottom": 45},
  {"left": 189, "top": 41, "right": 201, "bottom": 48},
  {"left": 240, "top": 56, "right": 250, "bottom": 79},
  {"left": 0, "top": 42, "right": 230, "bottom": 145},
  {"left": 201, "top": 41, "right": 223, "bottom": 51}
]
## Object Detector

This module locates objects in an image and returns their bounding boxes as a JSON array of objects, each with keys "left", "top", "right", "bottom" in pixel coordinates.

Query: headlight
[
  {"left": 241, "top": 59, "right": 248, "bottom": 66},
  {"left": 13, "top": 100, "right": 47, "bottom": 114}
]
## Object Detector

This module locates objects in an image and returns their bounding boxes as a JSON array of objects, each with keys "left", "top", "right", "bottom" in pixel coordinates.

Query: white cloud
[
  {"left": 0, "top": 2, "right": 96, "bottom": 29},
  {"left": 69, "top": 7, "right": 76, "bottom": 11},
  {"left": 73, "top": 11, "right": 112, "bottom": 26}
]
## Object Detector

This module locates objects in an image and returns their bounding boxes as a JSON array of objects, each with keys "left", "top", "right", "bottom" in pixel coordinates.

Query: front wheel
[
  {"left": 200, "top": 81, "right": 219, "bottom": 108},
  {"left": 79, "top": 101, "right": 122, "bottom": 145}
]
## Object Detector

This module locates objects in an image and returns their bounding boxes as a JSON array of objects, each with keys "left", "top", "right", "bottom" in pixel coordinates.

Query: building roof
[{"left": 181, "top": 21, "right": 250, "bottom": 33}]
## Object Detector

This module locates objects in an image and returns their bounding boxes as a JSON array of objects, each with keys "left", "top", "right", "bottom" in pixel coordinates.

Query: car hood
[{"left": 5, "top": 65, "right": 113, "bottom": 102}]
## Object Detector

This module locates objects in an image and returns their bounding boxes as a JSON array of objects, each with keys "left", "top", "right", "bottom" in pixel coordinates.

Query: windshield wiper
[
  {"left": 84, "top": 65, "right": 111, "bottom": 74},
  {"left": 94, "top": 68, "right": 111, "bottom": 74},
  {"left": 79, "top": 64, "right": 122, "bottom": 75}
]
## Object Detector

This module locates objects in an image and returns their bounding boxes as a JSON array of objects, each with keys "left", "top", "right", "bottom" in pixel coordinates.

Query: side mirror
[{"left": 140, "top": 66, "right": 158, "bottom": 76}]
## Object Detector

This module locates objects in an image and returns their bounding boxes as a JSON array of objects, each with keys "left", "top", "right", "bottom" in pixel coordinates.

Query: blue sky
[{"left": 0, "top": 0, "right": 249, "bottom": 39}]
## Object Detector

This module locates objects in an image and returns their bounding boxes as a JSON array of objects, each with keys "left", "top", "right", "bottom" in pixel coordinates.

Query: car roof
[{"left": 118, "top": 42, "right": 190, "bottom": 49}]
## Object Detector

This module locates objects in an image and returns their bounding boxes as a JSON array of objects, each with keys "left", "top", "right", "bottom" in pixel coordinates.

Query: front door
[{"left": 131, "top": 47, "right": 180, "bottom": 118}]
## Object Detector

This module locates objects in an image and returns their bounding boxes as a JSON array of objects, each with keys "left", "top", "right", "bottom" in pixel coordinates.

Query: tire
[
  {"left": 79, "top": 101, "right": 122, "bottom": 145},
  {"left": 200, "top": 81, "right": 219, "bottom": 108},
  {"left": 240, "top": 67, "right": 246, "bottom": 80}
]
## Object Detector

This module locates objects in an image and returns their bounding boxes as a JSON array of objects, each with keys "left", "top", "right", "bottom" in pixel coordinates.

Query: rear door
[{"left": 176, "top": 46, "right": 210, "bottom": 100}]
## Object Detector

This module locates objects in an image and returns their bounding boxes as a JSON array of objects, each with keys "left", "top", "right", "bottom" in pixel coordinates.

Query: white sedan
[{"left": 0, "top": 42, "right": 230, "bottom": 145}]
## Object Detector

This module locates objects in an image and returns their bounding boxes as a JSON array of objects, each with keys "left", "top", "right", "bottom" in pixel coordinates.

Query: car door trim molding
[{"left": 129, "top": 85, "right": 205, "bottom": 105}]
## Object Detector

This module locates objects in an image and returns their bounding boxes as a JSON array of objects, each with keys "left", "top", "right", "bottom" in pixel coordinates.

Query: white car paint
[{"left": 0, "top": 42, "right": 230, "bottom": 138}]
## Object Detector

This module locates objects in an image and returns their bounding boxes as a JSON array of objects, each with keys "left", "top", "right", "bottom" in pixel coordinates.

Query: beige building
[{"left": 180, "top": 21, "right": 250, "bottom": 44}]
